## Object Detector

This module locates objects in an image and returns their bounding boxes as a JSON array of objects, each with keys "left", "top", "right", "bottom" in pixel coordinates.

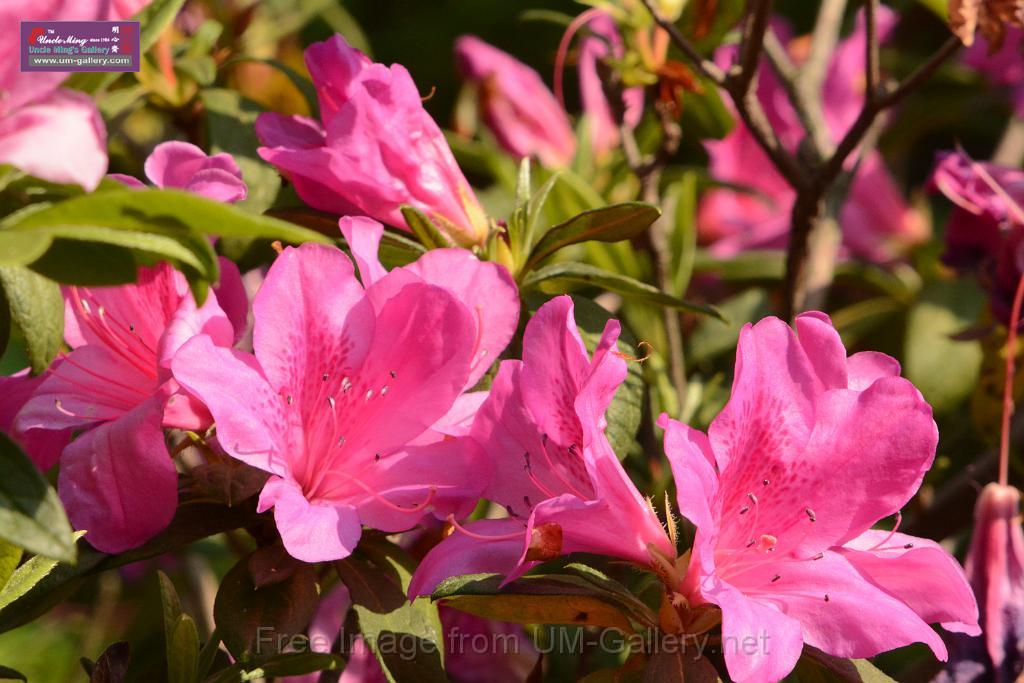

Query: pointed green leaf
[
  {"left": 522, "top": 202, "right": 661, "bottom": 273},
  {"left": 338, "top": 538, "right": 447, "bottom": 683},
  {"left": 0, "top": 665, "right": 26, "bottom": 682},
  {"left": 0, "top": 434, "right": 75, "bottom": 562},
  {"left": 432, "top": 573, "right": 638, "bottom": 632},
  {"left": 0, "top": 267, "right": 63, "bottom": 374},
  {"left": 400, "top": 205, "right": 455, "bottom": 250},
  {"left": 0, "top": 541, "right": 22, "bottom": 590},
  {"left": 168, "top": 614, "right": 200, "bottom": 683},
  {"left": 524, "top": 262, "right": 723, "bottom": 319}
]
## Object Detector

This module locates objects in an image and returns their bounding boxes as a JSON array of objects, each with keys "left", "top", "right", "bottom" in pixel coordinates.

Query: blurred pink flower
[
  {"left": 930, "top": 149, "right": 1024, "bottom": 324},
  {"left": 256, "top": 35, "right": 488, "bottom": 247},
  {"left": 173, "top": 219, "right": 518, "bottom": 562},
  {"left": 0, "top": 2, "right": 116, "bottom": 189},
  {"left": 109, "top": 141, "right": 247, "bottom": 203},
  {"left": 410, "top": 296, "right": 673, "bottom": 597},
  {"left": 964, "top": 27, "right": 1024, "bottom": 117},
  {"left": 662, "top": 312, "right": 978, "bottom": 683},
  {"left": 14, "top": 264, "right": 239, "bottom": 552},
  {"left": 939, "top": 484, "right": 1024, "bottom": 682},
  {"left": 455, "top": 36, "right": 576, "bottom": 168},
  {"left": 698, "top": 10, "right": 927, "bottom": 262},
  {"left": 576, "top": 12, "right": 644, "bottom": 160}
]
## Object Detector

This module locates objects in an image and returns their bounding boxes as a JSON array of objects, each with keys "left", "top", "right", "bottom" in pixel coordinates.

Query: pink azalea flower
[
  {"left": 454, "top": 36, "right": 576, "bottom": 169},
  {"left": 410, "top": 296, "right": 673, "bottom": 597},
  {"left": 930, "top": 150, "right": 1024, "bottom": 324},
  {"left": 0, "top": 2, "right": 113, "bottom": 190},
  {"left": 964, "top": 28, "right": 1024, "bottom": 117},
  {"left": 255, "top": 35, "right": 489, "bottom": 248},
  {"left": 172, "top": 218, "right": 518, "bottom": 563},
  {"left": 662, "top": 312, "right": 979, "bottom": 682},
  {"left": 939, "top": 484, "right": 1024, "bottom": 682},
  {"left": 14, "top": 263, "right": 239, "bottom": 553},
  {"left": 698, "top": 10, "right": 927, "bottom": 262},
  {"left": 0, "top": 366, "right": 69, "bottom": 471},
  {"left": 577, "top": 12, "right": 644, "bottom": 160},
  {"left": 108, "top": 141, "right": 247, "bottom": 203}
]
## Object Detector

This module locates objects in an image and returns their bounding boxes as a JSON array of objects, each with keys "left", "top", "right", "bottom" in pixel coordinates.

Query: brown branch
[
  {"left": 802, "top": 0, "right": 848, "bottom": 94},
  {"left": 736, "top": 0, "right": 775, "bottom": 95},
  {"left": 638, "top": 0, "right": 726, "bottom": 84},
  {"left": 865, "top": 0, "right": 881, "bottom": 101},
  {"left": 763, "top": 29, "right": 830, "bottom": 157}
]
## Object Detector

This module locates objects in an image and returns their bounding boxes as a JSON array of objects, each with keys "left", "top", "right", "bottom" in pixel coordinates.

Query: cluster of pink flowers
[{"left": 0, "top": 19, "right": 996, "bottom": 683}]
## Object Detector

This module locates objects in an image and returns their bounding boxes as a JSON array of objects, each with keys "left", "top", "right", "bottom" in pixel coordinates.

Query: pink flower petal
[
  {"left": 408, "top": 518, "right": 530, "bottom": 598},
  {"left": 0, "top": 89, "right": 107, "bottom": 190},
  {"left": 58, "top": 400, "right": 177, "bottom": 553},
  {"left": 172, "top": 335, "right": 289, "bottom": 477},
  {"left": 258, "top": 476, "right": 362, "bottom": 563}
]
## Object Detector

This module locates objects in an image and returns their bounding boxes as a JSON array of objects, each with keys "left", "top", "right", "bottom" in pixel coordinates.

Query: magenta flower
[
  {"left": 256, "top": 35, "right": 489, "bottom": 247},
  {"left": 964, "top": 27, "right": 1024, "bottom": 117},
  {"left": 172, "top": 219, "right": 518, "bottom": 563},
  {"left": 410, "top": 296, "right": 673, "bottom": 597},
  {"left": 14, "top": 264, "right": 239, "bottom": 552},
  {"left": 109, "top": 141, "right": 247, "bottom": 203},
  {"left": 930, "top": 150, "right": 1024, "bottom": 324},
  {"left": 939, "top": 484, "right": 1024, "bottom": 682},
  {"left": 0, "top": 367, "right": 69, "bottom": 471},
  {"left": 698, "top": 10, "right": 927, "bottom": 262},
  {"left": 454, "top": 36, "right": 576, "bottom": 169},
  {"left": 577, "top": 12, "right": 644, "bottom": 160},
  {"left": 662, "top": 313, "right": 979, "bottom": 682},
  {"left": 0, "top": 2, "right": 113, "bottom": 190}
]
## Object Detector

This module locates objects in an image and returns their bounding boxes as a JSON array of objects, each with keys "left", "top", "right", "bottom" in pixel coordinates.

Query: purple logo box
[{"left": 20, "top": 21, "right": 140, "bottom": 73}]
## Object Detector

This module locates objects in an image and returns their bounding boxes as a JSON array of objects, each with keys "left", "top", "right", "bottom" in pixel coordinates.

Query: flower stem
[{"left": 1000, "top": 274, "right": 1024, "bottom": 486}]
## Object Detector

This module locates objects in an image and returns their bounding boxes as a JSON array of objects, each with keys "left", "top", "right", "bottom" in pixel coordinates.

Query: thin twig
[
  {"left": 803, "top": 0, "right": 848, "bottom": 94},
  {"left": 638, "top": 0, "right": 726, "bottom": 83},
  {"left": 736, "top": 0, "right": 775, "bottom": 95},
  {"left": 994, "top": 115, "right": 1024, "bottom": 166},
  {"left": 763, "top": 29, "right": 830, "bottom": 156},
  {"left": 865, "top": 0, "right": 881, "bottom": 102}
]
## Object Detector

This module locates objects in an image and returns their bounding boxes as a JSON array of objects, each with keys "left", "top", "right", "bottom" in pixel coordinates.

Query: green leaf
[
  {"left": 524, "top": 262, "right": 723, "bottom": 319},
  {"left": 400, "top": 205, "right": 455, "bottom": 250},
  {"left": 679, "top": 80, "right": 734, "bottom": 140},
  {"left": 0, "top": 665, "right": 26, "bottom": 682},
  {"left": 793, "top": 646, "right": 896, "bottom": 682},
  {"left": 214, "top": 555, "right": 319, "bottom": 663},
  {"left": 159, "top": 571, "right": 199, "bottom": 683},
  {"left": 206, "top": 653, "right": 346, "bottom": 683},
  {"left": 904, "top": 280, "right": 984, "bottom": 414},
  {"left": 523, "top": 202, "right": 661, "bottom": 274},
  {"left": 0, "top": 434, "right": 75, "bottom": 562},
  {"left": 0, "top": 501, "right": 257, "bottom": 635},
  {"left": 0, "top": 531, "right": 87, "bottom": 632},
  {"left": 201, "top": 89, "right": 283, "bottom": 214},
  {"left": 336, "top": 538, "right": 447, "bottom": 683},
  {"left": 0, "top": 267, "right": 63, "bottom": 374},
  {"left": 168, "top": 614, "right": 200, "bottom": 683},
  {"left": 0, "top": 541, "right": 22, "bottom": 590},
  {"left": 4, "top": 189, "right": 329, "bottom": 290},
  {"left": 432, "top": 573, "right": 638, "bottom": 633}
]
